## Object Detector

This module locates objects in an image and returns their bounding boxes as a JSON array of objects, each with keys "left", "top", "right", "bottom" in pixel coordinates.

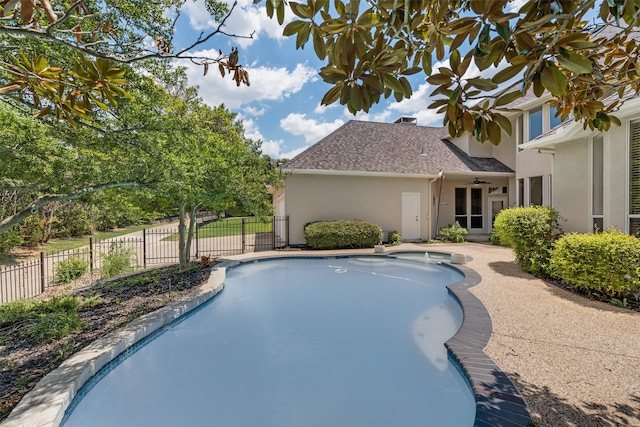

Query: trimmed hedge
[
  {"left": 550, "top": 230, "right": 640, "bottom": 297},
  {"left": 492, "top": 206, "right": 563, "bottom": 276},
  {"left": 304, "top": 220, "right": 382, "bottom": 249}
]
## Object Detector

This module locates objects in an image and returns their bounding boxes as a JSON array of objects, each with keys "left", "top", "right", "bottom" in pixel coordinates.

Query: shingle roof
[{"left": 283, "top": 120, "right": 513, "bottom": 176}]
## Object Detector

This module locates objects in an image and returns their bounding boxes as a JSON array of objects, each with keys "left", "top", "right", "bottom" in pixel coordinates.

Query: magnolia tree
[
  {"left": 0, "top": 0, "right": 251, "bottom": 122},
  {"left": 262, "top": 0, "right": 640, "bottom": 144}
]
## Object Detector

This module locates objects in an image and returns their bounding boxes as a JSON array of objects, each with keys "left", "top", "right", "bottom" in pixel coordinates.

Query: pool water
[{"left": 63, "top": 257, "right": 476, "bottom": 427}]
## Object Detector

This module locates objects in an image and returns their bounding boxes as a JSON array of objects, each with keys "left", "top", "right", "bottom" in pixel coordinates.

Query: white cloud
[
  {"left": 347, "top": 109, "right": 392, "bottom": 123},
  {"left": 242, "top": 118, "right": 308, "bottom": 159},
  {"left": 244, "top": 106, "right": 265, "bottom": 116},
  {"left": 182, "top": 54, "right": 317, "bottom": 109},
  {"left": 313, "top": 102, "right": 340, "bottom": 115},
  {"left": 179, "top": 0, "right": 292, "bottom": 49},
  {"left": 280, "top": 113, "right": 344, "bottom": 144},
  {"left": 507, "top": 0, "right": 528, "bottom": 13}
]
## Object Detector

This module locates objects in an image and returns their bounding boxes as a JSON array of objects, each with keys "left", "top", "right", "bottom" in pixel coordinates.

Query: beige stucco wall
[
  {"left": 516, "top": 149, "right": 553, "bottom": 206},
  {"left": 284, "top": 174, "right": 435, "bottom": 245},
  {"left": 549, "top": 113, "right": 637, "bottom": 233},
  {"left": 553, "top": 138, "right": 590, "bottom": 232},
  {"left": 605, "top": 123, "right": 629, "bottom": 231}
]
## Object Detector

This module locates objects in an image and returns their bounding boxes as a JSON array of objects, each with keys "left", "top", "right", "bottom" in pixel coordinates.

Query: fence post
[
  {"left": 242, "top": 218, "right": 246, "bottom": 253},
  {"left": 272, "top": 216, "right": 276, "bottom": 249},
  {"left": 143, "top": 228, "right": 147, "bottom": 269},
  {"left": 195, "top": 224, "right": 199, "bottom": 258},
  {"left": 89, "top": 237, "right": 94, "bottom": 271},
  {"left": 286, "top": 216, "right": 290, "bottom": 247},
  {"left": 39, "top": 252, "right": 45, "bottom": 294}
]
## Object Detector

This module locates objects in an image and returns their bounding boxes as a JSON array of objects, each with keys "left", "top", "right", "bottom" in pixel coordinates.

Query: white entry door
[{"left": 402, "top": 193, "right": 420, "bottom": 241}]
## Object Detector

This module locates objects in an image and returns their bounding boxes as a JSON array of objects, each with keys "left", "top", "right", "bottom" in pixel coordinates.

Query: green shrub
[
  {"left": 0, "top": 228, "right": 23, "bottom": 255},
  {"left": 17, "top": 214, "right": 44, "bottom": 247},
  {"left": 100, "top": 241, "right": 137, "bottom": 279},
  {"left": 304, "top": 220, "right": 382, "bottom": 249},
  {"left": 52, "top": 202, "right": 93, "bottom": 238},
  {"left": 549, "top": 230, "right": 640, "bottom": 297},
  {"left": 493, "top": 206, "right": 563, "bottom": 276},
  {"left": 0, "top": 295, "right": 84, "bottom": 343},
  {"left": 387, "top": 230, "right": 402, "bottom": 245},
  {"left": 438, "top": 222, "right": 468, "bottom": 243},
  {"left": 489, "top": 230, "right": 502, "bottom": 246},
  {"left": 53, "top": 256, "right": 89, "bottom": 285}
]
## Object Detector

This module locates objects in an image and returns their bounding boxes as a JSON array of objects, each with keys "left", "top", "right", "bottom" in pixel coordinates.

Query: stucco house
[
  {"left": 275, "top": 118, "right": 517, "bottom": 246},
  {"left": 521, "top": 94, "right": 640, "bottom": 235}
]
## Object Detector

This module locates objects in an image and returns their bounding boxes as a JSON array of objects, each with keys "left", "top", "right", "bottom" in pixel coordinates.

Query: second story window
[
  {"left": 529, "top": 107, "right": 543, "bottom": 140},
  {"left": 550, "top": 105, "right": 562, "bottom": 129}
]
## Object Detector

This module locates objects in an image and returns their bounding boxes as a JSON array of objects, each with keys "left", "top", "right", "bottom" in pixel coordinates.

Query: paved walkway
[{"left": 225, "top": 243, "right": 640, "bottom": 427}]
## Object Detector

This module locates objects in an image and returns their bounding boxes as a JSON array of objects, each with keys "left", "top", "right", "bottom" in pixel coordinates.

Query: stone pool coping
[
  {"left": 2, "top": 250, "right": 531, "bottom": 427},
  {"left": 2, "top": 268, "right": 226, "bottom": 427}
]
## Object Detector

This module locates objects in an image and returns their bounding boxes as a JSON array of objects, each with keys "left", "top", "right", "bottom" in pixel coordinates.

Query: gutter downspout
[{"left": 430, "top": 170, "right": 444, "bottom": 239}]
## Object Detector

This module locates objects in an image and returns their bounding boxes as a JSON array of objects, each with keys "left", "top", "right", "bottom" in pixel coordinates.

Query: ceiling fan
[{"left": 466, "top": 177, "right": 491, "bottom": 186}]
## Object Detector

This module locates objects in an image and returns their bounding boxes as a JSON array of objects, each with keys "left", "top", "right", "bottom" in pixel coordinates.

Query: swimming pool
[{"left": 62, "top": 257, "right": 476, "bottom": 426}]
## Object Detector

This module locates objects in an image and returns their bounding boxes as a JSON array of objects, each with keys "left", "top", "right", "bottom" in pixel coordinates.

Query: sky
[{"left": 170, "top": 0, "right": 528, "bottom": 160}]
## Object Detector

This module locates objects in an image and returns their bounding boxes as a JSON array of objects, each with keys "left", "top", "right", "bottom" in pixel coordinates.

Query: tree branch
[{"left": 0, "top": 182, "right": 141, "bottom": 234}]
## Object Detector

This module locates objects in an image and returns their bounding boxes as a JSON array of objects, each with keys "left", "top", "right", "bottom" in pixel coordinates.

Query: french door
[{"left": 455, "top": 187, "right": 484, "bottom": 231}]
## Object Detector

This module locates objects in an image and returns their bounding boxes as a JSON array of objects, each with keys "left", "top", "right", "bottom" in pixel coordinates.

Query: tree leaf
[
  {"left": 450, "top": 50, "right": 461, "bottom": 75},
  {"left": 467, "top": 77, "right": 498, "bottom": 91},
  {"left": 283, "top": 20, "right": 308, "bottom": 36},
  {"left": 289, "top": 1, "right": 313, "bottom": 18},
  {"left": 492, "top": 113, "right": 512, "bottom": 136},
  {"left": 540, "top": 64, "right": 567, "bottom": 96},
  {"left": 557, "top": 53, "right": 592, "bottom": 74},
  {"left": 321, "top": 83, "right": 343, "bottom": 105},
  {"left": 426, "top": 74, "right": 452, "bottom": 85},
  {"left": 492, "top": 62, "right": 527, "bottom": 84},
  {"left": 495, "top": 90, "right": 523, "bottom": 106}
]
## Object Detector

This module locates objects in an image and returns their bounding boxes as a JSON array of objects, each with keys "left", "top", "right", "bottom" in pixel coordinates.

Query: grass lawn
[
  {"left": 1, "top": 224, "right": 162, "bottom": 267},
  {"left": 162, "top": 217, "right": 273, "bottom": 241}
]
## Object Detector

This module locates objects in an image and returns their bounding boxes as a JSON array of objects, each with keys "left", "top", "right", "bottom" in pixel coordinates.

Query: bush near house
[
  {"left": 304, "top": 220, "right": 382, "bottom": 249},
  {"left": 492, "top": 206, "right": 563, "bottom": 276},
  {"left": 550, "top": 230, "right": 640, "bottom": 297},
  {"left": 438, "top": 222, "right": 468, "bottom": 243},
  {"left": 387, "top": 230, "right": 402, "bottom": 245}
]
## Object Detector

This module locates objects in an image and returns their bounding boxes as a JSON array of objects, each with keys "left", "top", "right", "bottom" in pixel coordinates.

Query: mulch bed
[
  {"left": 543, "top": 277, "right": 640, "bottom": 312},
  {"left": 0, "top": 263, "right": 213, "bottom": 422}
]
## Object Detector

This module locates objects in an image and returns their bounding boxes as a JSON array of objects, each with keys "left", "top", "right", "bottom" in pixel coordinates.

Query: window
[
  {"left": 455, "top": 187, "right": 467, "bottom": 228},
  {"left": 529, "top": 107, "right": 543, "bottom": 141},
  {"left": 592, "top": 134, "right": 604, "bottom": 232},
  {"left": 630, "top": 121, "right": 640, "bottom": 235},
  {"left": 550, "top": 105, "right": 562, "bottom": 129},
  {"left": 518, "top": 179, "right": 524, "bottom": 207},
  {"left": 529, "top": 176, "right": 543, "bottom": 206},
  {"left": 471, "top": 188, "right": 483, "bottom": 229},
  {"left": 517, "top": 115, "right": 524, "bottom": 151},
  {"left": 455, "top": 187, "right": 484, "bottom": 230}
]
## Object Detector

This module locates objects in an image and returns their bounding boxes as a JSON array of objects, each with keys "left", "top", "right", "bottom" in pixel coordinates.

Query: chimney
[{"left": 394, "top": 116, "right": 417, "bottom": 125}]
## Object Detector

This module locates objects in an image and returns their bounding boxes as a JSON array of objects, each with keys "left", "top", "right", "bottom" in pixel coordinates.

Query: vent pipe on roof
[{"left": 394, "top": 116, "right": 417, "bottom": 125}]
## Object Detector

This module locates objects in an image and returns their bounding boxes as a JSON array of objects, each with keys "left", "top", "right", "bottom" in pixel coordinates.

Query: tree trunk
[
  {"left": 178, "top": 202, "right": 199, "bottom": 270},
  {"left": 178, "top": 201, "right": 187, "bottom": 270}
]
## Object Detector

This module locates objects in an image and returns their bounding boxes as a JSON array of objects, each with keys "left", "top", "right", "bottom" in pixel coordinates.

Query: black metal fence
[{"left": 0, "top": 216, "right": 288, "bottom": 303}]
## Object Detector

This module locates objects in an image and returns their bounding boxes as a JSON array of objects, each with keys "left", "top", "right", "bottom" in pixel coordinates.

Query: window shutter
[
  {"left": 630, "top": 121, "right": 640, "bottom": 216},
  {"left": 592, "top": 135, "right": 603, "bottom": 216}
]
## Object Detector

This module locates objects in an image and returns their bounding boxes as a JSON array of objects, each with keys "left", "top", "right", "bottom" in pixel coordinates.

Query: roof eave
[
  {"left": 281, "top": 168, "right": 514, "bottom": 178},
  {"left": 280, "top": 168, "right": 440, "bottom": 179}
]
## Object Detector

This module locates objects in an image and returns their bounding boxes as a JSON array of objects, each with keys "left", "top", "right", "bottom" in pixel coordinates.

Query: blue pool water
[{"left": 63, "top": 257, "right": 476, "bottom": 427}]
